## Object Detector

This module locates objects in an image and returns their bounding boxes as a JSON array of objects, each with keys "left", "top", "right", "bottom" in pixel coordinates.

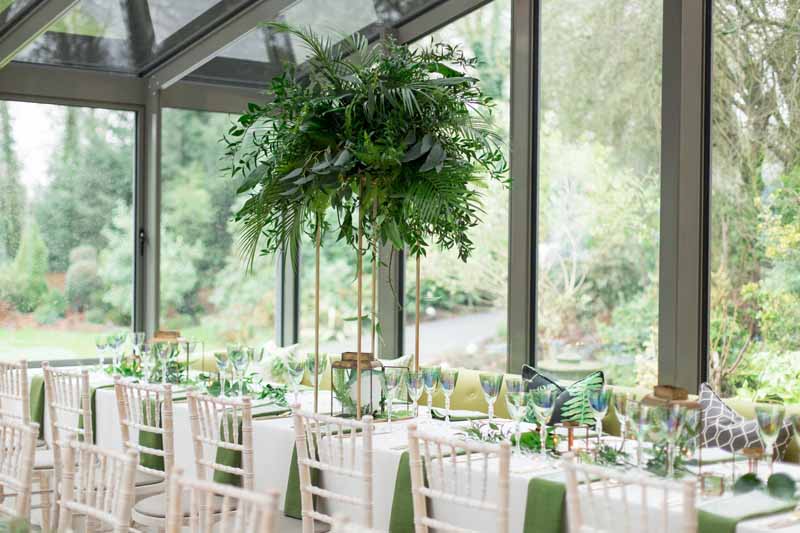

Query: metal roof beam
[
  {"left": 0, "top": 0, "right": 79, "bottom": 69},
  {"left": 146, "top": 0, "right": 295, "bottom": 91}
]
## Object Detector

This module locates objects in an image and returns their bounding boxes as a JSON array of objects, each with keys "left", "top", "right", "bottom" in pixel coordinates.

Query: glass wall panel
[
  {"left": 709, "top": 1, "right": 800, "bottom": 401},
  {"left": 0, "top": 100, "right": 134, "bottom": 360},
  {"left": 159, "top": 109, "right": 276, "bottom": 353},
  {"left": 537, "top": 0, "right": 662, "bottom": 386},
  {"left": 402, "top": 0, "right": 510, "bottom": 372}
]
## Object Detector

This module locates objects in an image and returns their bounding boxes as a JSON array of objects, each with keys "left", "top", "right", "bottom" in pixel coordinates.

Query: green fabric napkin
[
  {"left": 138, "top": 398, "right": 165, "bottom": 471},
  {"left": 431, "top": 408, "right": 488, "bottom": 422},
  {"left": 284, "top": 444, "right": 320, "bottom": 519},
  {"left": 29, "top": 375, "right": 45, "bottom": 439},
  {"left": 698, "top": 492, "right": 798, "bottom": 533},
  {"left": 388, "top": 451, "right": 414, "bottom": 533},
  {"left": 523, "top": 471, "right": 569, "bottom": 533}
]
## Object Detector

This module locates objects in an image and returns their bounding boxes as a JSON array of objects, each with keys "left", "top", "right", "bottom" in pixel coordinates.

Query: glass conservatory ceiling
[{"left": 2, "top": 0, "right": 450, "bottom": 88}]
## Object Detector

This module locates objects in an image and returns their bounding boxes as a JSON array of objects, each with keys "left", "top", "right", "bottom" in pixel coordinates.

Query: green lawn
[{"left": 0, "top": 327, "right": 96, "bottom": 361}]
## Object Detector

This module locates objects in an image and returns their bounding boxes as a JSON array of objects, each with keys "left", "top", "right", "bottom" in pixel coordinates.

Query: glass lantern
[{"left": 330, "top": 352, "right": 385, "bottom": 418}]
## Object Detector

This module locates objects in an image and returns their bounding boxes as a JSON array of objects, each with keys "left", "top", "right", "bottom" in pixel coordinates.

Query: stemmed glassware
[
  {"left": 248, "top": 346, "right": 266, "bottom": 369},
  {"left": 629, "top": 401, "right": 652, "bottom": 470},
  {"left": 440, "top": 367, "right": 459, "bottom": 427},
  {"left": 132, "top": 331, "right": 146, "bottom": 359},
  {"left": 95, "top": 336, "right": 108, "bottom": 370},
  {"left": 406, "top": 371, "right": 424, "bottom": 419},
  {"left": 655, "top": 404, "right": 687, "bottom": 478},
  {"left": 755, "top": 403, "right": 785, "bottom": 476},
  {"left": 228, "top": 345, "right": 248, "bottom": 399},
  {"left": 384, "top": 367, "right": 407, "bottom": 431},
  {"left": 530, "top": 386, "right": 558, "bottom": 457},
  {"left": 504, "top": 377, "right": 527, "bottom": 456},
  {"left": 181, "top": 340, "right": 200, "bottom": 383},
  {"left": 304, "top": 352, "right": 328, "bottom": 389},
  {"left": 285, "top": 353, "right": 306, "bottom": 405},
  {"left": 155, "top": 342, "right": 172, "bottom": 384},
  {"left": 588, "top": 388, "right": 612, "bottom": 447},
  {"left": 422, "top": 367, "right": 440, "bottom": 421},
  {"left": 479, "top": 373, "right": 503, "bottom": 422},
  {"left": 109, "top": 332, "right": 126, "bottom": 369},
  {"left": 214, "top": 351, "right": 230, "bottom": 397},
  {"left": 140, "top": 343, "right": 153, "bottom": 382},
  {"left": 613, "top": 391, "right": 630, "bottom": 449}
]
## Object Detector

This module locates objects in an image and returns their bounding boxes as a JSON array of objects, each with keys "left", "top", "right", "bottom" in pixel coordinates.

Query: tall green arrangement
[{"left": 225, "top": 23, "right": 507, "bottom": 414}]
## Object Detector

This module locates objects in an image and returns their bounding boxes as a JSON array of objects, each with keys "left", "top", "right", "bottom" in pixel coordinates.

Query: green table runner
[
  {"left": 522, "top": 471, "right": 569, "bottom": 533},
  {"left": 284, "top": 445, "right": 320, "bottom": 519},
  {"left": 698, "top": 492, "right": 798, "bottom": 533},
  {"left": 29, "top": 375, "right": 45, "bottom": 439},
  {"left": 388, "top": 451, "right": 414, "bottom": 533},
  {"left": 431, "top": 408, "right": 488, "bottom": 422}
]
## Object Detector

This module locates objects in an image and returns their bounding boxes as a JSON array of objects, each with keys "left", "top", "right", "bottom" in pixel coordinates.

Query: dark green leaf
[
  {"left": 733, "top": 473, "right": 764, "bottom": 495},
  {"left": 767, "top": 473, "right": 797, "bottom": 499},
  {"left": 279, "top": 167, "right": 303, "bottom": 182},
  {"left": 420, "top": 143, "right": 445, "bottom": 172}
]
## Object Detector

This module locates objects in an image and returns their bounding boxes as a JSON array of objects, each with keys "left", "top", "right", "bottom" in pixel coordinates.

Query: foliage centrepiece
[{"left": 225, "top": 23, "right": 507, "bottom": 269}]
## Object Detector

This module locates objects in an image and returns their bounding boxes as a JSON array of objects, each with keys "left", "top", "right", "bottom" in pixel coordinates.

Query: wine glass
[
  {"left": 479, "top": 373, "right": 503, "bottom": 422},
  {"left": 214, "top": 351, "right": 230, "bottom": 397},
  {"left": 629, "top": 401, "right": 652, "bottom": 469},
  {"left": 504, "top": 377, "right": 527, "bottom": 456},
  {"left": 140, "top": 343, "right": 153, "bottom": 382},
  {"left": 132, "top": 331, "right": 146, "bottom": 358},
  {"left": 155, "top": 342, "right": 172, "bottom": 384},
  {"left": 248, "top": 346, "right": 265, "bottom": 369},
  {"left": 439, "top": 367, "right": 459, "bottom": 427},
  {"left": 588, "top": 388, "right": 612, "bottom": 447},
  {"left": 755, "top": 403, "right": 785, "bottom": 476},
  {"left": 228, "top": 345, "right": 248, "bottom": 399},
  {"left": 613, "top": 391, "right": 631, "bottom": 447},
  {"left": 285, "top": 353, "right": 306, "bottom": 404},
  {"left": 305, "top": 352, "right": 329, "bottom": 389},
  {"left": 95, "top": 336, "right": 108, "bottom": 370},
  {"left": 384, "top": 367, "right": 407, "bottom": 431},
  {"left": 422, "top": 367, "right": 440, "bottom": 421},
  {"left": 406, "top": 371, "right": 424, "bottom": 419},
  {"left": 654, "top": 404, "right": 686, "bottom": 478},
  {"left": 109, "top": 331, "right": 126, "bottom": 369},
  {"left": 530, "top": 386, "right": 558, "bottom": 457},
  {"left": 181, "top": 340, "right": 200, "bottom": 384}
]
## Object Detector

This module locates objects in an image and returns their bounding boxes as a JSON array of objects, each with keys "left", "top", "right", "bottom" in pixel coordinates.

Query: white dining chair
[
  {"left": 292, "top": 406, "right": 375, "bottom": 533},
  {"left": 407, "top": 423, "right": 511, "bottom": 533},
  {"left": 562, "top": 455, "right": 697, "bottom": 533},
  {"left": 166, "top": 467, "right": 280, "bottom": 533},
  {"left": 0, "top": 418, "right": 38, "bottom": 522},
  {"left": 187, "top": 392, "right": 254, "bottom": 489},
  {"left": 56, "top": 437, "right": 138, "bottom": 533},
  {"left": 113, "top": 376, "right": 175, "bottom": 530}
]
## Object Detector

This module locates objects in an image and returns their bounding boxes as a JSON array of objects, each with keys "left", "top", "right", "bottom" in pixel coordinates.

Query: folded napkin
[
  {"left": 698, "top": 491, "right": 798, "bottom": 533},
  {"left": 431, "top": 408, "right": 488, "bottom": 422},
  {"left": 523, "top": 471, "right": 570, "bottom": 533},
  {"left": 29, "top": 375, "right": 45, "bottom": 439}
]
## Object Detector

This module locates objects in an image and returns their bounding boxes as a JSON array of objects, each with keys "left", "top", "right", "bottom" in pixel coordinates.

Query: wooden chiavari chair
[
  {"left": 330, "top": 514, "right": 386, "bottom": 533},
  {"left": 292, "top": 406, "right": 375, "bottom": 533},
  {"left": 113, "top": 376, "right": 175, "bottom": 529},
  {"left": 407, "top": 423, "right": 511, "bottom": 533},
  {"left": 56, "top": 438, "right": 138, "bottom": 533},
  {"left": 166, "top": 467, "right": 279, "bottom": 533},
  {"left": 562, "top": 455, "right": 697, "bottom": 533},
  {"left": 0, "top": 418, "right": 38, "bottom": 522}
]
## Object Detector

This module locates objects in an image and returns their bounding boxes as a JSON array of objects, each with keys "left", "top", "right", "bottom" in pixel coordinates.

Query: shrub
[
  {"left": 33, "top": 291, "right": 67, "bottom": 324},
  {"left": 68, "top": 245, "right": 97, "bottom": 265},
  {"left": 66, "top": 258, "right": 101, "bottom": 312}
]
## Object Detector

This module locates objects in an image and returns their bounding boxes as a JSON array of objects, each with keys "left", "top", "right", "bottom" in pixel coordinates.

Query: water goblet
[
  {"left": 629, "top": 401, "right": 652, "bottom": 470},
  {"left": 422, "top": 367, "right": 440, "bottom": 421},
  {"left": 655, "top": 404, "right": 687, "bottom": 478},
  {"left": 132, "top": 331, "right": 146, "bottom": 358},
  {"left": 214, "top": 351, "right": 230, "bottom": 396},
  {"left": 440, "top": 367, "right": 459, "bottom": 427},
  {"left": 755, "top": 403, "right": 785, "bottom": 476},
  {"left": 228, "top": 345, "right": 248, "bottom": 398},
  {"left": 588, "top": 388, "right": 612, "bottom": 447},
  {"left": 109, "top": 332, "right": 127, "bottom": 369},
  {"left": 406, "top": 371, "right": 424, "bottom": 419},
  {"left": 530, "top": 386, "right": 558, "bottom": 457},
  {"left": 285, "top": 354, "right": 306, "bottom": 404},
  {"left": 613, "top": 391, "right": 631, "bottom": 448},
  {"left": 305, "top": 352, "right": 329, "bottom": 388},
  {"left": 384, "top": 367, "right": 407, "bottom": 431},
  {"left": 95, "top": 336, "right": 108, "bottom": 370},
  {"left": 504, "top": 377, "right": 527, "bottom": 455},
  {"left": 181, "top": 340, "right": 200, "bottom": 383},
  {"left": 479, "top": 373, "right": 503, "bottom": 422},
  {"left": 140, "top": 343, "right": 153, "bottom": 381},
  {"left": 155, "top": 342, "right": 173, "bottom": 384}
]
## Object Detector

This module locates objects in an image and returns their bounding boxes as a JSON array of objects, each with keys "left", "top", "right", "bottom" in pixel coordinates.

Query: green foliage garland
[{"left": 225, "top": 23, "right": 507, "bottom": 269}]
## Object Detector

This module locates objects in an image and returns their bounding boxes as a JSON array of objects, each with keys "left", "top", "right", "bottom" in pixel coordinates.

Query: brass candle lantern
[{"left": 330, "top": 352, "right": 385, "bottom": 418}]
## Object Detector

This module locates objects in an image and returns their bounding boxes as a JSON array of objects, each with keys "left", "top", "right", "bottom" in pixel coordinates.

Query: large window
[
  {"left": 709, "top": 1, "right": 800, "bottom": 402},
  {"left": 159, "top": 109, "right": 276, "bottom": 353},
  {"left": 0, "top": 100, "right": 135, "bottom": 360},
  {"left": 402, "top": 0, "right": 511, "bottom": 371},
  {"left": 536, "top": 1, "right": 662, "bottom": 386}
]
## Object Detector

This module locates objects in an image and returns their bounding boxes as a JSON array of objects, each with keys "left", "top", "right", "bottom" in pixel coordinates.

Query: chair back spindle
[
  {"left": 562, "top": 456, "right": 697, "bottom": 533},
  {"left": 407, "top": 423, "right": 510, "bottom": 533},
  {"left": 187, "top": 392, "right": 254, "bottom": 488},
  {"left": 292, "top": 406, "right": 375, "bottom": 533},
  {"left": 0, "top": 360, "right": 30, "bottom": 423},
  {"left": 0, "top": 419, "right": 38, "bottom": 520}
]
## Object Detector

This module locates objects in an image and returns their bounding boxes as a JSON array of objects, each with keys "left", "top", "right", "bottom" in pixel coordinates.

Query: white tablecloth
[{"left": 30, "top": 369, "right": 800, "bottom": 532}]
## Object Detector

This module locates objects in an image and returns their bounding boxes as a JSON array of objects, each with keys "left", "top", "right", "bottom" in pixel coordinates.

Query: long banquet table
[{"left": 27, "top": 368, "right": 800, "bottom": 533}]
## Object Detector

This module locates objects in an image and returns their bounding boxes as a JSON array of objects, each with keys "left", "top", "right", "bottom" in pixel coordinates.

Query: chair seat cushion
[
  {"left": 134, "top": 491, "right": 236, "bottom": 519},
  {"left": 34, "top": 449, "right": 53, "bottom": 469},
  {"left": 135, "top": 469, "right": 163, "bottom": 487}
]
